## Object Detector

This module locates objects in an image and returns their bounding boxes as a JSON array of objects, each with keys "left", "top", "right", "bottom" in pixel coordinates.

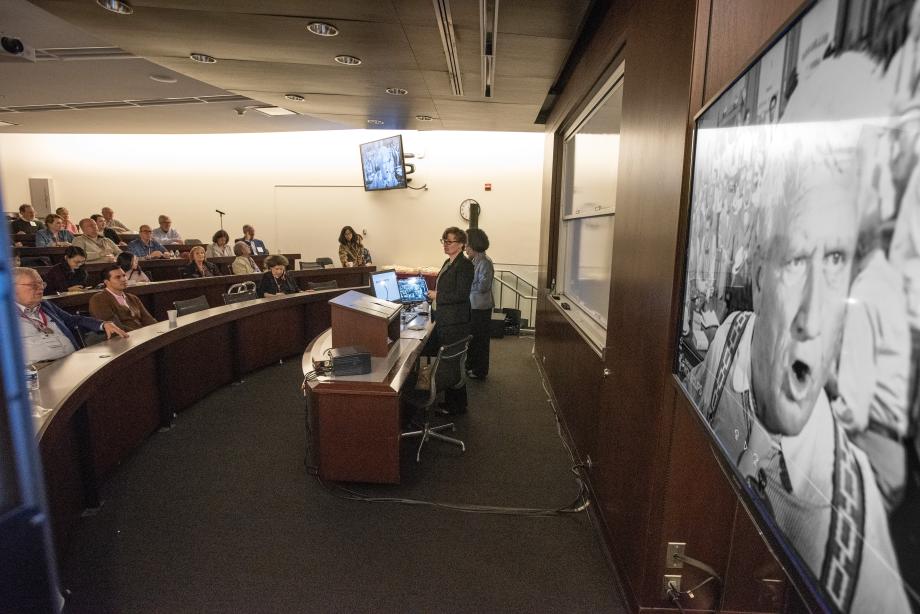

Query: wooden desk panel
[{"left": 160, "top": 324, "right": 235, "bottom": 414}]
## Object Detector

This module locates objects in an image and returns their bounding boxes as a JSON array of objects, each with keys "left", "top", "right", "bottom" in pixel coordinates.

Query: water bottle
[{"left": 25, "top": 363, "right": 39, "bottom": 392}]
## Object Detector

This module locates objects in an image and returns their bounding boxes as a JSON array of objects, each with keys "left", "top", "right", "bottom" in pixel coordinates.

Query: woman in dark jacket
[
  {"left": 42, "top": 246, "right": 88, "bottom": 295},
  {"left": 427, "top": 226, "right": 474, "bottom": 414},
  {"left": 258, "top": 254, "right": 300, "bottom": 297},
  {"left": 181, "top": 245, "right": 221, "bottom": 278}
]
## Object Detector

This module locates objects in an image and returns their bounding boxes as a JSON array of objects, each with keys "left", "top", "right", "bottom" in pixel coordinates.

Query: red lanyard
[{"left": 20, "top": 307, "right": 52, "bottom": 334}]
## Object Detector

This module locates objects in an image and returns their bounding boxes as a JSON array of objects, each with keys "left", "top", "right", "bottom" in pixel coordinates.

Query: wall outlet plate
[
  {"left": 663, "top": 574, "right": 681, "bottom": 598},
  {"left": 666, "top": 542, "right": 686, "bottom": 568}
]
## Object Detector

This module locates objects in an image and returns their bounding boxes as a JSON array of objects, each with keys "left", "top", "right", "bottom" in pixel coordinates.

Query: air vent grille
[
  {"left": 0, "top": 95, "right": 254, "bottom": 115},
  {"left": 36, "top": 46, "right": 134, "bottom": 61}
]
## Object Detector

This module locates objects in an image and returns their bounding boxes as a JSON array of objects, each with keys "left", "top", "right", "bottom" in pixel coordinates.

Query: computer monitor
[
  {"left": 397, "top": 276, "right": 429, "bottom": 304},
  {"left": 370, "top": 270, "right": 399, "bottom": 302}
]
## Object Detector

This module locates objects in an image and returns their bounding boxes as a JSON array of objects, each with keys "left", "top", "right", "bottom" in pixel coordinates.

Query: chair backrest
[
  {"left": 222, "top": 281, "right": 257, "bottom": 305},
  {"left": 426, "top": 335, "right": 472, "bottom": 405},
  {"left": 299, "top": 261, "right": 323, "bottom": 270},
  {"left": 184, "top": 238, "right": 203, "bottom": 245},
  {"left": 173, "top": 295, "right": 210, "bottom": 316},
  {"left": 315, "top": 257, "right": 334, "bottom": 268},
  {"left": 307, "top": 280, "right": 338, "bottom": 291}
]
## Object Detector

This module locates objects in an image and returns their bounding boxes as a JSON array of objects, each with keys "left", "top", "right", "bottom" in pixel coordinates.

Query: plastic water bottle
[{"left": 25, "top": 363, "right": 39, "bottom": 392}]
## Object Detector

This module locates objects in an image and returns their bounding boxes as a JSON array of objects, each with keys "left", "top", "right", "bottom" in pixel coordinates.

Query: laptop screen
[
  {"left": 397, "top": 276, "right": 429, "bottom": 303},
  {"left": 370, "top": 270, "right": 400, "bottom": 302}
]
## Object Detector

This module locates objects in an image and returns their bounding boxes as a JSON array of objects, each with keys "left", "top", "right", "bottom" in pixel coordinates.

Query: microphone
[{"left": 215, "top": 209, "right": 226, "bottom": 215}]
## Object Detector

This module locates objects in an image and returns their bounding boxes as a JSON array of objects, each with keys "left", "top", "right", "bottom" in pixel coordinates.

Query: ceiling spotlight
[
  {"left": 334, "top": 55, "right": 362, "bottom": 66},
  {"left": 307, "top": 22, "right": 339, "bottom": 37},
  {"left": 284, "top": 94, "right": 305, "bottom": 102},
  {"left": 253, "top": 106, "right": 298, "bottom": 116},
  {"left": 385, "top": 87, "right": 408, "bottom": 96},
  {"left": 415, "top": 115, "right": 434, "bottom": 121},
  {"left": 150, "top": 74, "right": 178, "bottom": 83},
  {"left": 367, "top": 119, "right": 384, "bottom": 125},
  {"left": 189, "top": 52, "right": 217, "bottom": 64},
  {"left": 96, "top": 0, "right": 133, "bottom": 15}
]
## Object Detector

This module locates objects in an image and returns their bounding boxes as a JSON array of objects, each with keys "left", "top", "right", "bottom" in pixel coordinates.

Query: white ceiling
[{"left": 0, "top": 0, "right": 590, "bottom": 133}]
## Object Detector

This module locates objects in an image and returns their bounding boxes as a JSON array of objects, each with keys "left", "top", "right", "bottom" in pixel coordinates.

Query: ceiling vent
[
  {"left": 432, "top": 0, "right": 463, "bottom": 96},
  {"left": 0, "top": 95, "right": 253, "bottom": 115},
  {"left": 35, "top": 46, "right": 133, "bottom": 61},
  {"left": 480, "top": 0, "right": 499, "bottom": 97}
]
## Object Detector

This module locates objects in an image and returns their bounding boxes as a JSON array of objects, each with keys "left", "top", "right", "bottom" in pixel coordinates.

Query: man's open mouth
[{"left": 786, "top": 359, "right": 812, "bottom": 402}]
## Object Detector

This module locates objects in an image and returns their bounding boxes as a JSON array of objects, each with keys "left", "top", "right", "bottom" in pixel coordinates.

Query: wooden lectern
[{"left": 329, "top": 290, "right": 401, "bottom": 357}]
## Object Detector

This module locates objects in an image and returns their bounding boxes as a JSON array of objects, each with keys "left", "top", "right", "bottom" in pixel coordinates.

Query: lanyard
[{"left": 20, "top": 307, "right": 53, "bottom": 335}]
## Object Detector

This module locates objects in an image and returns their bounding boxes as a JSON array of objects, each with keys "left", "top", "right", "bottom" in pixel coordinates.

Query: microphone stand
[{"left": 215, "top": 209, "right": 226, "bottom": 230}]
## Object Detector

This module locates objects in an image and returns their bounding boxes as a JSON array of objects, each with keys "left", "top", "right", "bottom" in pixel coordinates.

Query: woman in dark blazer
[
  {"left": 42, "top": 246, "right": 88, "bottom": 295},
  {"left": 427, "top": 226, "right": 474, "bottom": 414},
  {"left": 257, "top": 254, "right": 300, "bottom": 297},
  {"left": 181, "top": 245, "right": 221, "bottom": 278}
]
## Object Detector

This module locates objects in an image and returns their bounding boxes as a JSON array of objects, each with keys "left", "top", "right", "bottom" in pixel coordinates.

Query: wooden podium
[{"left": 329, "top": 290, "right": 401, "bottom": 357}]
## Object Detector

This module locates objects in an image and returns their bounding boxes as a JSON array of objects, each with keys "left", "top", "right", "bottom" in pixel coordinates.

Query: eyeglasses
[
  {"left": 440, "top": 239, "right": 460, "bottom": 245},
  {"left": 17, "top": 281, "right": 47, "bottom": 290}
]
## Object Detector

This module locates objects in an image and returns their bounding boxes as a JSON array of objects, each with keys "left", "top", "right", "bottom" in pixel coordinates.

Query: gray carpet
[{"left": 60, "top": 336, "right": 625, "bottom": 613}]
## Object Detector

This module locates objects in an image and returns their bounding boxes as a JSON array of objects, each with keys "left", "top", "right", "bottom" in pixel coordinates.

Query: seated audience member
[
  {"left": 73, "top": 218, "right": 121, "bottom": 262},
  {"left": 258, "top": 254, "right": 299, "bottom": 297},
  {"left": 231, "top": 241, "right": 261, "bottom": 274},
  {"left": 42, "top": 246, "right": 88, "bottom": 295},
  {"left": 117, "top": 252, "right": 151, "bottom": 284},
  {"left": 91, "top": 214, "right": 124, "bottom": 246},
  {"left": 182, "top": 245, "right": 221, "bottom": 278},
  {"left": 337, "top": 225, "right": 365, "bottom": 267},
  {"left": 206, "top": 229, "right": 234, "bottom": 258},
  {"left": 10, "top": 204, "right": 44, "bottom": 236},
  {"left": 152, "top": 214, "right": 183, "bottom": 244},
  {"left": 56, "top": 207, "right": 79, "bottom": 235},
  {"left": 127, "top": 225, "right": 167, "bottom": 259},
  {"left": 100, "top": 207, "right": 129, "bottom": 233},
  {"left": 35, "top": 214, "right": 74, "bottom": 247},
  {"left": 89, "top": 264, "right": 156, "bottom": 331},
  {"left": 15, "top": 267, "right": 127, "bottom": 364},
  {"left": 235, "top": 225, "right": 268, "bottom": 255}
]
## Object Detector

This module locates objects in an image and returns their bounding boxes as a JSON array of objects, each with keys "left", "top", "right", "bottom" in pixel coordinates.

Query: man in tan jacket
[
  {"left": 73, "top": 218, "right": 121, "bottom": 263},
  {"left": 89, "top": 264, "right": 156, "bottom": 331}
]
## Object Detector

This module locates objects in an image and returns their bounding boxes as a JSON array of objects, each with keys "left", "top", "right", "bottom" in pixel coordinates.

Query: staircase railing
[{"left": 493, "top": 269, "right": 537, "bottom": 329}]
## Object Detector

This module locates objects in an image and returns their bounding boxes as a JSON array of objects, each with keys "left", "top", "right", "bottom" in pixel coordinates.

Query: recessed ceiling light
[
  {"left": 96, "top": 0, "right": 133, "bottom": 15},
  {"left": 415, "top": 115, "right": 434, "bottom": 121},
  {"left": 334, "top": 55, "right": 362, "bottom": 66},
  {"left": 150, "top": 74, "right": 178, "bottom": 83},
  {"left": 284, "top": 94, "right": 305, "bottom": 102},
  {"left": 189, "top": 53, "right": 217, "bottom": 64},
  {"left": 0, "top": 121, "right": 18, "bottom": 128},
  {"left": 385, "top": 88, "right": 408, "bottom": 96},
  {"left": 253, "top": 106, "right": 298, "bottom": 116},
  {"left": 307, "top": 22, "right": 339, "bottom": 37},
  {"left": 367, "top": 119, "right": 384, "bottom": 125}
]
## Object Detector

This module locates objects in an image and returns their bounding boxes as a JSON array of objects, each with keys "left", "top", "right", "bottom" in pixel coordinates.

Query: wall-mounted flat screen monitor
[
  {"left": 370, "top": 269, "right": 400, "bottom": 302},
  {"left": 360, "top": 135, "right": 407, "bottom": 191},
  {"left": 674, "top": 0, "right": 919, "bottom": 611}
]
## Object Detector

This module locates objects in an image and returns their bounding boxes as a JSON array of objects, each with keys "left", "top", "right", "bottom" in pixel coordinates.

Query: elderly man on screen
[
  {"left": 686, "top": 128, "right": 910, "bottom": 613},
  {"left": 152, "top": 214, "right": 183, "bottom": 245},
  {"left": 72, "top": 218, "right": 121, "bottom": 263},
  {"left": 13, "top": 268, "right": 127, "bottom": 365},
  {"left": 88, "top": 265, "right": 156, "bottom": 331}
]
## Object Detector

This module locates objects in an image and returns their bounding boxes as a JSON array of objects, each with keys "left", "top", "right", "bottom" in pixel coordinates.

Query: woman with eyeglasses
[
  {"left": 464, "top": 228, "right": 494, "bottom": 379},
  {"left": 42, "top": 245, "right": 88, "bottom": 295},
  {"left": 426, "top": 226, "right": 474, "bottom": 414}
]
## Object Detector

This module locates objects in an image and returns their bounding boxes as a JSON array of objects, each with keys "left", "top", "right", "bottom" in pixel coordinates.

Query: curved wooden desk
[{"left": 34, "top": 288, "right": 355, "bottom": 556}]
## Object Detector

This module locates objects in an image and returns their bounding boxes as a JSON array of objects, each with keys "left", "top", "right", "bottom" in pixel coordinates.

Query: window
[{"left": 557, "top": 65, "right": 624, "bottom": 347}]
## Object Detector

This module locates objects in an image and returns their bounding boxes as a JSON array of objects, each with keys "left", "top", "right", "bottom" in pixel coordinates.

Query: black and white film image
[{"left": 676, "top": 0, "right": 920, "bottom": 611}]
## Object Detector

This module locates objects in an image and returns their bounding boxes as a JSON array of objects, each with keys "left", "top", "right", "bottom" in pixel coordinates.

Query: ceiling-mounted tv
[
  {"left": 359, "top": 135, "right": 407, "bottom": 191},
  {"left": 675, "top": 0, "right": 919, "bottom": 611}
]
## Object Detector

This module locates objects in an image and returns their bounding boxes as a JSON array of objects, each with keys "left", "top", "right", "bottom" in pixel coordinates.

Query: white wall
[{"left": 0, "top": 130, "right": 544, "bottom": 269}]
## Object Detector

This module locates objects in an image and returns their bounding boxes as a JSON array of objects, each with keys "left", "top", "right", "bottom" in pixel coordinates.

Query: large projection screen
[{"left": 675, "top": 0, "right": 919, "bottom": 611}]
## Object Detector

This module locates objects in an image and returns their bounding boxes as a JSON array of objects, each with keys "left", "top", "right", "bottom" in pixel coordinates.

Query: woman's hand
[{"left": 427, "top": 290, "right": 437, "bottom": 300}]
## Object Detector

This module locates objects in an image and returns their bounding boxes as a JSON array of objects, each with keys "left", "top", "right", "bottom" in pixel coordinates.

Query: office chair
[
  {"left": 307, "top": 280, "right": 338, "bottom": 291},
  {"left": 315, "top": 257, "right": 334, "bottom": 268},
  {"left": 173, "top": 295, "right": 210, "bottom": 316},
  {"left": 299, "top": 261, "right": 323, "bottom": 270},
  {"left": 401, "top": 335, "right": 471, "bottom": 462},
  {"left": 222, "top": 281, "right": 257, "bottom": 305}
]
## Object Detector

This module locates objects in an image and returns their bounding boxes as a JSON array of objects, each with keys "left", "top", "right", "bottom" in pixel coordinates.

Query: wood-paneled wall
[{"left": 536, "top": 0, "right": 813, "bottom": 612}]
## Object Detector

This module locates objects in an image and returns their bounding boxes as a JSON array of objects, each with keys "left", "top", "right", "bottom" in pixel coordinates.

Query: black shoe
[{"left": 466, "top": 371, "right": 487, "bottom": 380}]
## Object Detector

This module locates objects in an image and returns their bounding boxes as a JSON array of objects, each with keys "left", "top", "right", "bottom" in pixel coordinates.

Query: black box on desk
[{"left": 331, "top": 346, "right": 372, "bottom": 376}]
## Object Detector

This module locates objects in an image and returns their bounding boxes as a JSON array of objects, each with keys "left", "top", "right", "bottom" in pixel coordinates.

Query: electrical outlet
[
  {"left": 663, "top": 574, "right": 681, "bottom": 598},
  {"left": 666, "top": 542, "right": 686, "bottom": 567}
]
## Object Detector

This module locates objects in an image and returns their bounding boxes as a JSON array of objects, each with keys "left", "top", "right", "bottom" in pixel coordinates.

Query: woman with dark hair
[
  {"left": 206, "top": 229, "right": 234, "bottom": 258},
  {"left": 42, "top": 246, "right": 87, "bottom": 294},
  {"left": 258, "top": 254, "right": 300, "bottom": 297},
  {"left": 117, "top": 251, "right": 151, "bottom": 284},
  {"left": 338, "top": 225, "right": 366, "bottom": 267},
  {"left": 465, "top": 228, "right": 494, "bottom": 379},
  {"left": 426, "top": 226, "right": 474, "bottom": 414},
  {"left": 181, "top": 245, "right": 221, "bottom": 278}
]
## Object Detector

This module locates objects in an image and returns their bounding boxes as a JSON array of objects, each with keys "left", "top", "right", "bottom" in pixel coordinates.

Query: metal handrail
[{"left": 492, "top": 269, "right": 537, "bottom": 328}]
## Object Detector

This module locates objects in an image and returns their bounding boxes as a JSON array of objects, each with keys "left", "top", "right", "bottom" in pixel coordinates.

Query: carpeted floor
[{"left": 60, "top": 336, "right": 626, "bottom": 613}]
